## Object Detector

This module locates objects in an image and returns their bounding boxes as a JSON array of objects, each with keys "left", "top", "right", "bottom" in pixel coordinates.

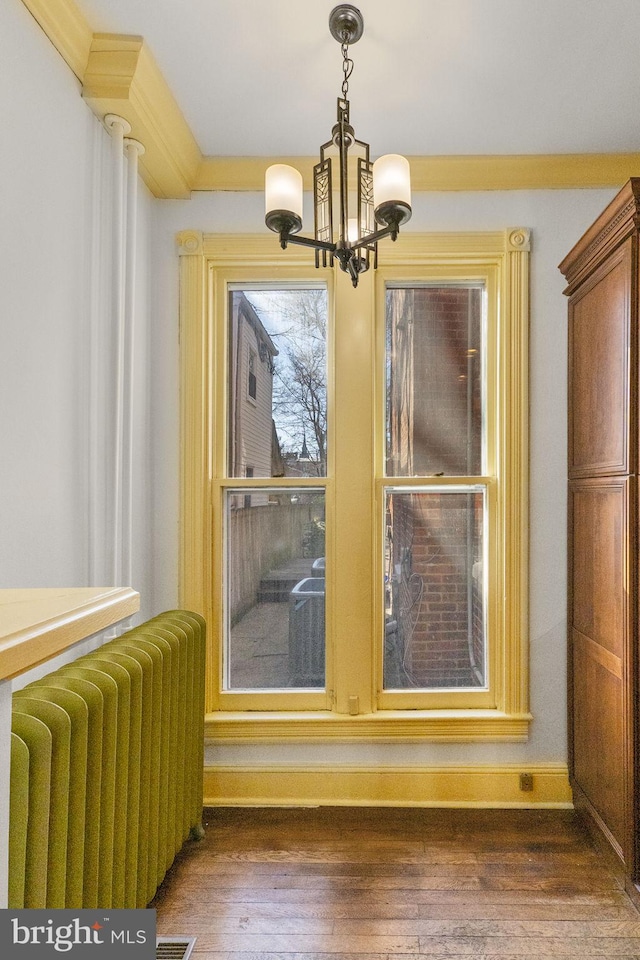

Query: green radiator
[{"left": 9, "top": 610, "right": 205, "bottom": 909}]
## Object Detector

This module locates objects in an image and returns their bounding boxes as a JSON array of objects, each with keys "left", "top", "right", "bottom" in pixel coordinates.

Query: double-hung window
[{"left": 178, "top": 229, "right": 530, "bottom": 741}]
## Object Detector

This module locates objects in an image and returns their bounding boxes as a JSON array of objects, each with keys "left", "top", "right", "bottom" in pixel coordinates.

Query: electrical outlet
[{"left": 519, "top": 772, "right": 534, "bottom": 792}]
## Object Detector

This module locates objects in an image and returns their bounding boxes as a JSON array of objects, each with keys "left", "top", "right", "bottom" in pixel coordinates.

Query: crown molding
[
  {"left": 82, "top": 34, "right": 202, "bottom": 199},
  {"left": 20, "top": 0, "right": 93, "bottom": 81},
  {"left": 195, "top": 153, "right": 640, "bottom": 193},
  {"left": 20, "top": 0, "right": 640, "bottom": 198},
  {"left": 559, "top": 178, "right": 640, "bottom": 292}
]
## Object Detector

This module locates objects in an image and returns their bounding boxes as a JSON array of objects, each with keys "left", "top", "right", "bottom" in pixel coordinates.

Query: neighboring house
[{"left": 228, "top": 292, "right": 279, "bottom": 501}]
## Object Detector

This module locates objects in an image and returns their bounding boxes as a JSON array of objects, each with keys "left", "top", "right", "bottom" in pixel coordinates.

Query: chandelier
[{"left": 264, "top": 4, "right": 412, "bottom": 288}]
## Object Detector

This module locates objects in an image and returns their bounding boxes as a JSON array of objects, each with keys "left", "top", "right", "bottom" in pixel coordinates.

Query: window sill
[{"left": 205, "top": 709, "right": 533, "bottom": 744}]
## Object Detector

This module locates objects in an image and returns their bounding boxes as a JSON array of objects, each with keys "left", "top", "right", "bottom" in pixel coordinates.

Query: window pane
[
  {"left": 225, "top": 488, "right": 326, "bottom": 690},
  {"left": 386, "top": 285, "right": 484, "bottom": 477},
  {"left": 228, "top": 288, "right": 328, "bottom": 478},
  {"left": 384, "top": 489, "right": 486, "bottom": 690}
]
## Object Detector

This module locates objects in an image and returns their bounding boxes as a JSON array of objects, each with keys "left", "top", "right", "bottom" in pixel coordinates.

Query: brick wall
[{"left": 388, "top": 491, "right": 483, "bottom": 688}]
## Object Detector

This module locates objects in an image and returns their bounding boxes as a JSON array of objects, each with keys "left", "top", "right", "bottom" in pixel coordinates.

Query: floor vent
[{"left": 156, "top": 937, "right": 197, "bottom": 960}]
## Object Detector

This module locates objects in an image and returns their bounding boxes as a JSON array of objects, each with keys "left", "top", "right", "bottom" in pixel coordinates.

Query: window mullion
[{"left": 331, "top": 268, "right": 376, "bottom": 715}]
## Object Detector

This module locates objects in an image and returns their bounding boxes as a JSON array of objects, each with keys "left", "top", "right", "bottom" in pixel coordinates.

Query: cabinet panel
[
  {"left": 569, "top": 479, "right": 628, "bottom": 659},
  {"left": 568, "top": 476, "right": 634, "bottom": 872},
  {"left": 568, "top": 242, "right": 632, "bottom": 477},
  {"left": 572, "top": 628, "right": 626, "bottom": 857}
]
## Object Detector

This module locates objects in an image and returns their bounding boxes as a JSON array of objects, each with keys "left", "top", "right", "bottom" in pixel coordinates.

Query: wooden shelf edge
[{"left": 0, "top": 587, "right": 140, "bottom": 680}]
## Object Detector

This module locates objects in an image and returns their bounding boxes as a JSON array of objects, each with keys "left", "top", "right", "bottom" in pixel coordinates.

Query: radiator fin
[
  {"left": 12, "top": 697, "right": 71, "bottom": 908},
  {"left": 9, "top": 733, "right": 29, "bottom": 908},
  {"left": 11, "top": 712, "right": 51, "bottom": 906},
  {"left": 8, "top": 610, "right": 205, "bottom": 909},
  {"left": 20, "top": 685, "right": 89, "bottom": 907}
]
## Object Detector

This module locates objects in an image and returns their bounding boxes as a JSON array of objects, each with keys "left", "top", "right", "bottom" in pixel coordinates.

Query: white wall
[
  {"left": 153, "top": 186, "right": 616, "bottom": 770},
  {"left": 0, "top": 0, "right": 156, "bottom": 622}
]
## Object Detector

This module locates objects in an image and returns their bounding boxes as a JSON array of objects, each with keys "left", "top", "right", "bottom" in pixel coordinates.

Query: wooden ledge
[
  {"left": 0, "top": 587, "right": 139, "bottom": 680},
  {"left": 205, "top": 709, "right": 533, "bottom": 743}
]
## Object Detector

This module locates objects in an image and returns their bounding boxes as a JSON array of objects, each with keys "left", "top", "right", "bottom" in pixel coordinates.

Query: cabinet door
[
  {"left": 568, "top": 240, "right": 633, "bottom": 478},
  {"left": 568, "top": 477, "right": 634, "bottom": 867}
]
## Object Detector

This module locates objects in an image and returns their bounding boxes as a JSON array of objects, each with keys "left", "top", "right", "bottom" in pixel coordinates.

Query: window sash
[
  {"left": 384, "top": 282, "right": 487, "bottom": 479},
  {"left": 376, "top": 477, "right": 497, "bottom": 710},
  {"left": 222, "top": 485, "right": 327, "bottom": 694},
  {"left": 381, "top": 484, "right": 488, "bottom": 693}
]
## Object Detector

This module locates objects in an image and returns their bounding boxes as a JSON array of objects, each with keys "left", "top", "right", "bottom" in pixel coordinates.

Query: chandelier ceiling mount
[{"left": 328, "top": 3, "right": 364, "bottom": 45}]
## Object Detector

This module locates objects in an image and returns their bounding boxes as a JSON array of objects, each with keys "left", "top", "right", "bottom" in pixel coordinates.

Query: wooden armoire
[{"left": 560, "top": 179, "right": 640, "bottom": 898}]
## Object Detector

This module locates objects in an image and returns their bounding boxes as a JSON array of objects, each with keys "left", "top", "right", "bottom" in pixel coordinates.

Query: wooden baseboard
[
  {"left": 204, "top": 763, "right": 572, "bottom": 808},
  {"left": 570, "top": 780, "right": 627, "bottom": 872},
  {"left": 569, "top": 780, "right": 640, "bottom": 910}
]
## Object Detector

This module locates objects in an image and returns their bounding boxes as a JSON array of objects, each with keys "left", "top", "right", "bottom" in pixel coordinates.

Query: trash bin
[{"left": 289, "top": 577, "right": 325, "bottom": 686}]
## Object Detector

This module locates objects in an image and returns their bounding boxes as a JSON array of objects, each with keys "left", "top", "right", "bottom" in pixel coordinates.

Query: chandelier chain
[{"left": 341, "top": 38, "right": 354, "bottom": 99}]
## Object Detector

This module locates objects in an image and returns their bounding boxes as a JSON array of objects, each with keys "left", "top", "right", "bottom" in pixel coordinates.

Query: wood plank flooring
[{"left": 152, "top": 806, "right": 640, "bottom": 959}]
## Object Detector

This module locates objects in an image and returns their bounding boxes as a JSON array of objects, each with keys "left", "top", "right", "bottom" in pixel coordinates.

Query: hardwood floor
[{"left": 152, "top": 806, "right": 640, "bottom": 958}]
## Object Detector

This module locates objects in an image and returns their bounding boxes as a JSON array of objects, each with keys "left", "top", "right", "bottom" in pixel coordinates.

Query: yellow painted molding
[
  {"left": 203, "top": 763, "right": 572, "bottom": 808},
  {"left": 195, "top": 153, "right": 640, "bottom": 193},
  {"left": 199, "top": 231, "right": 514, "bottom": 263},
  {"left": 504, "top": 229, "right": 530, "bottom": 717},
  {"left": 20, "top": 0, "right": 640, "bottom": 199},
  {"left": 507, "top": 227, "right": 531, "bottom": 252},
  {"left": 177, "top": 231, "right": 213, "bottom": 705},
  {"left": 20, "top": 0, "right": 93, "bottom": 81},
  {"left": 194, "top": 157, "right": 309, "bottom": 192},
  {"left": 176, "top": 230, "right": 204, "bottom": 256},
  {"left": 205, "top": 711, "right": 533, "bottom": 743},
  {"left": 82, "top": 34, "right": 202, "bottom": 199}
]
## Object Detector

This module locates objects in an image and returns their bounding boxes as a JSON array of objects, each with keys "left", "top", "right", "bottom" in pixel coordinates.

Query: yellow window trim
[
  {"left": 204, "top": 710, "right": 532, "bottom": 744},
  {"left": 178, "top": 229, "right": 530, "bottom": 741}
]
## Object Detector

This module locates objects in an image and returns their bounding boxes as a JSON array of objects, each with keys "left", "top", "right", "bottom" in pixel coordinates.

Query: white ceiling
[{"left": 78, "top": 0, "right": 640, "bottom": 159}]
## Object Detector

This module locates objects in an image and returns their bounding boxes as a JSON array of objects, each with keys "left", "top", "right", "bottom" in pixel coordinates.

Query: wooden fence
[{"left": 228, "top": 500, "right": 322, "bottom": 624}]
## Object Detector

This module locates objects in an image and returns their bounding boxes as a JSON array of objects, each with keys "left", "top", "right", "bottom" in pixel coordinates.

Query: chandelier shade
[
  {"left": 373, "top": 155, "right": 412, "bottom": 226},
  {"left": 264, "top": 164, "right": 303, "bottom": 232},
  {"left": 264, "top": 4, "right": 411, "bottom": 287}
]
